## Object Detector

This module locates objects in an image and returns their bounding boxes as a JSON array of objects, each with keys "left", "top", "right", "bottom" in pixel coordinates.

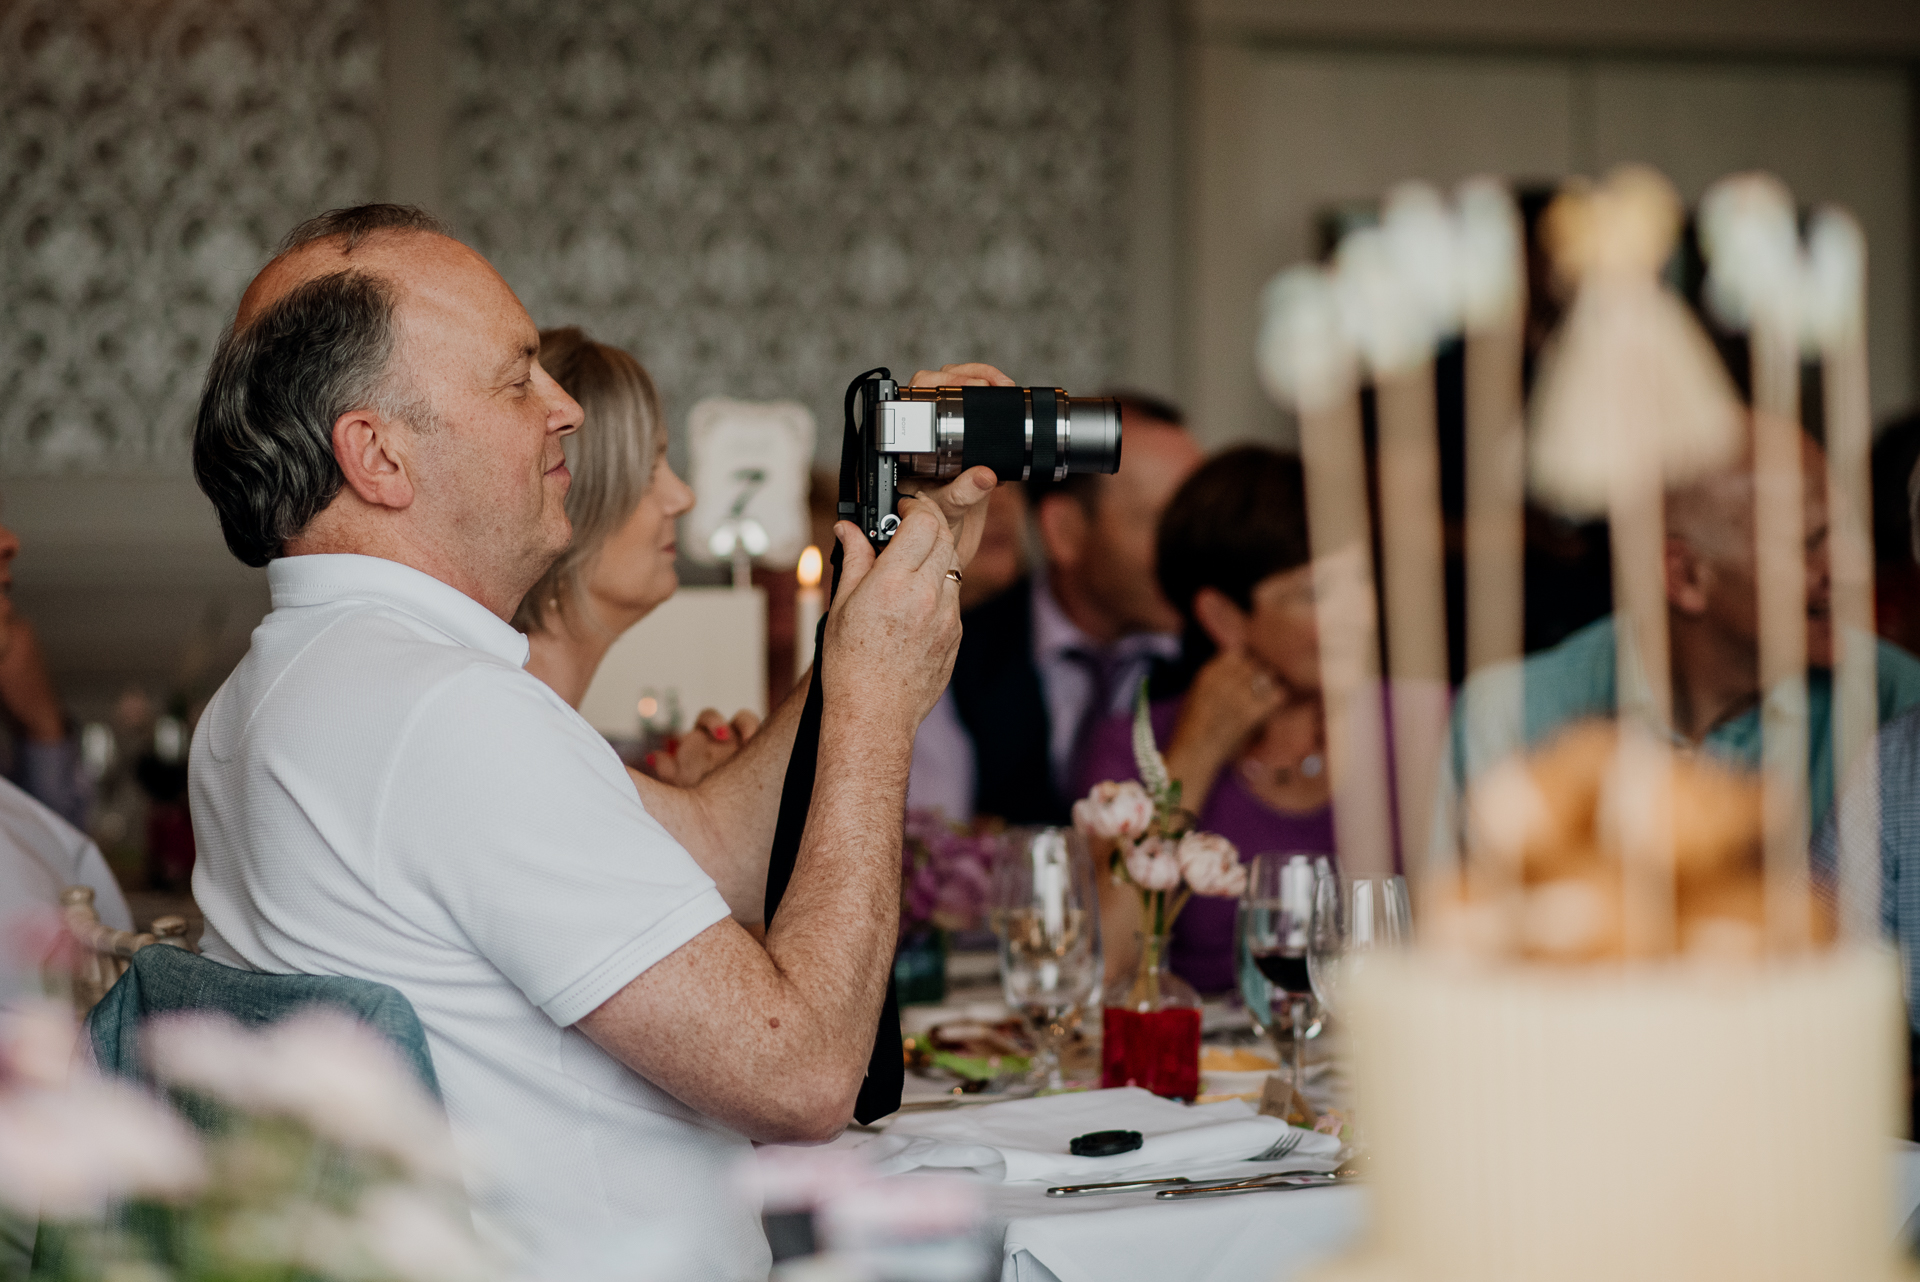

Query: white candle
[
  {"left": 795, "top": 545, "right": 824, "bottom": 683},
  {"left": 1808, "top": 210, "right": 1878, "bottom": 943}
]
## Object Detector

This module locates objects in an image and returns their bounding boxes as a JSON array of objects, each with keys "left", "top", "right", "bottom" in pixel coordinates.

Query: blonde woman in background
[
  {"left": 519, "top": 328, "right": 1013, "bottom": 929},
  {"left": 517, "top": 327, "right": 756, "bottom": 782}
]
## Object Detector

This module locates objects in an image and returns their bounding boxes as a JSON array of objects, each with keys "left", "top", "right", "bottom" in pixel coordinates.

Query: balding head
[
  {"left": 194, "top": 205, "right": 583, "bottom": 618},
  {"left": 235, "top": 205, "right": 452, "bottom": 329}
]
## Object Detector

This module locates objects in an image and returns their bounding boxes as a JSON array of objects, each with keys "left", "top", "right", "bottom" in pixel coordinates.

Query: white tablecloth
[{"left": 982, "top": 1148, "right": 1920, "bottom": 1282}]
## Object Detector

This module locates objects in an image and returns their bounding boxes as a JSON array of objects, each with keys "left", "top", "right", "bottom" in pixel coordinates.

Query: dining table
[{"left": 785, "top": 948, "right": 1920, "bottom": 1282}]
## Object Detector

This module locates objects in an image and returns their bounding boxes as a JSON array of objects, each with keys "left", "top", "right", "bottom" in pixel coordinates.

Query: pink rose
[
  {"left": 1177, "top": 831, "right": 1247, "bottom": 897},
  {"left": 1123, "top": 835, "right": 1184, "bottom": 891},
  {"left": 1073, "top": 780, "right": 1154, "bottom": 841}
]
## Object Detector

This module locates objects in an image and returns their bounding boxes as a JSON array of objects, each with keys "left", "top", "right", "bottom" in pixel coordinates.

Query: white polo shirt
[{"left": 189, "top": 554, "right": 754, "bottom": 1278}]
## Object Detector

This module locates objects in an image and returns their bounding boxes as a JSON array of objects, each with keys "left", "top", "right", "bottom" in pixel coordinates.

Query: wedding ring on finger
[{"left": 945, "top": 568, "right": 963, "bottom": 585}]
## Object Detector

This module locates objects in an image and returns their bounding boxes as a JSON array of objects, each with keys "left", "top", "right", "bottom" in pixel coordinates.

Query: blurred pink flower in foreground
[
  {"left": 0, "top": 1002, "right": 204, "bottom": 1218},
  {"left": 1072, "top": 781, "right": 1154, "bottom": 841},
  {"left": 145, "top": 1009, "right": 456, "bottom": 1181},
  {"left": 0, "top": 1000, "right": 80, "bottom": 1090}
]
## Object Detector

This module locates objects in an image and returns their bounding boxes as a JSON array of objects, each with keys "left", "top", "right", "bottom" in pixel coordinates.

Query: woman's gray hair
[
  {"left": 513, "top": 328, "right": 663, "bottom": 634},
  {"left": 192, "top": 204, "right": 446, "bottom": 567}
]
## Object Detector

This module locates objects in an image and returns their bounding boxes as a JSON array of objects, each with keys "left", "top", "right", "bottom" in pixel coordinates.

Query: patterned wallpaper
[
  {"left": 0, "top": 0, "right": 1132, "bottom": 476},
  {"left": 0, "top": 0, "right": 383, "bottom": 476},
  {"left": 445, "top": 0, "right": 1130, "bottom": 467}
]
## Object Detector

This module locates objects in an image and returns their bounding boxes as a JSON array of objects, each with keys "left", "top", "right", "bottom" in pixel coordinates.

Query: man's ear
[
  {"left": 332, "top": 409, "right": 416, "bottom": 511},
  {"left": 1192, "top": 586, "right": 1249, "bottom": 652},
  {"left": 1664, "top": 535, "right": 1710, "bottom": 616},
  {"left": 1035, "top": 494, "right": 1089, "bottom": 572}
]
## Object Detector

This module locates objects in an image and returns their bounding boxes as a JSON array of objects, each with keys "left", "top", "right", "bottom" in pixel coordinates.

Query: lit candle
[{"left": 795, "top": 545, "right": 824, "bottom": 683}]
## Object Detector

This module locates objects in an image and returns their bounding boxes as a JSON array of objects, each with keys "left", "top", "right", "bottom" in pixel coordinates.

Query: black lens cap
[{"left": 1069, "top": 1129, "right": 1144, "bottom": 1157}]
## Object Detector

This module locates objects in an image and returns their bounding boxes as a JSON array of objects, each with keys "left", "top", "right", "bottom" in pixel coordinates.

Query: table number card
[{"left": 684, "top": 396, "right": 816, "bottom": 569}]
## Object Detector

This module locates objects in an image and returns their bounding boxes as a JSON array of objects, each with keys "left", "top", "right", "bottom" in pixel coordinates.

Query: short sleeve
[{"left": 376, "top": 664, "right": 730, "bottom": 1027}]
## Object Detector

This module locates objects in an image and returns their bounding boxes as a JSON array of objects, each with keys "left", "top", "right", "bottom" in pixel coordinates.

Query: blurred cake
[{"left": 1309, "top": 724, "right": 1912, "bottom": 1282}]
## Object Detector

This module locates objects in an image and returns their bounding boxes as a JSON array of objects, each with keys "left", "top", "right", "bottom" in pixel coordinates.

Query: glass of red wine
[{"left": 1236, "top": 852, "right": 1323, "bottom": 1108}]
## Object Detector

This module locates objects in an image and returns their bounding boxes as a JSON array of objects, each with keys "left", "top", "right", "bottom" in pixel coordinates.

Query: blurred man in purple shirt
[{"left": 908, "top": 394, "right": 1203, "bottom": 825}]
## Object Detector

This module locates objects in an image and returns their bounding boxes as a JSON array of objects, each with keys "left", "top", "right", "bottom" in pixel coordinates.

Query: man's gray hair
[{"left": 193, "top": 204, "right": 448, "bottom": 567}]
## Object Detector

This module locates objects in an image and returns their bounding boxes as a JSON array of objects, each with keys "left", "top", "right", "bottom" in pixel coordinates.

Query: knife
[
  {"left": 1155, "top": 1173, "right": 1347, "bottom": 1200},
  {"left": 1045, "top": 1176, "right": 1195, "bottom": 1197}
]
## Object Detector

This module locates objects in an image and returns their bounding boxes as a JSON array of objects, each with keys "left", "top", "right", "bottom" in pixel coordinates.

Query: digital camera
[{"left": 843, "top": 372, "right": 1123, "bottom": 546}]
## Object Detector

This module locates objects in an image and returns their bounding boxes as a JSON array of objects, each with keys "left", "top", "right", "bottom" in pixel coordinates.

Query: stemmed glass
[
  {"left": 1237, "top": 853, "right": 1323, "bottom": 1107},
  {"left": 994, "top": 828, "right": 1103, "bottom": 1091},
  {"left": 1308, "top": 874, "right": 1412, "bottom": 1019}
]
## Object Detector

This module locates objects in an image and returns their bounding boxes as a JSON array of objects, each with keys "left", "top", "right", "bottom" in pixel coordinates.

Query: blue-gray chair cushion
[{"left": 85, "top": 945, "right": 440, "bottom": 1127}]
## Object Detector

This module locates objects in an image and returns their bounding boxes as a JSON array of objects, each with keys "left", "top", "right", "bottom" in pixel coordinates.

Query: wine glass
[
  {"left": 1308, "top": 873, "right": 1412, "bottom": 1019},
  {"left": 1237, "top": 853, "right": 1323, "bottom": 1106},
  {"left": 994, "top": 828, "right": 1103, "bottom": 1090}
]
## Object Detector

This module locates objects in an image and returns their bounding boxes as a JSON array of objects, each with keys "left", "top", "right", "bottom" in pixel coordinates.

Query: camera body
[{"left": 844, "top": 375, "right": 1123, "bottom": 545}]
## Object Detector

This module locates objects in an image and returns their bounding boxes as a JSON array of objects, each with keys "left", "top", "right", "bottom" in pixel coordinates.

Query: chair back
[
  {"left": 85, "top": 944, "right": 441, "bottom": 1126},
  {"left": 56, "top": 886, "right": 193, "bottom": 1014}
]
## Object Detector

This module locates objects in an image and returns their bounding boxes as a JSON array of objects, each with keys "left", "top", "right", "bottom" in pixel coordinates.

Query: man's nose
[{"left": 532, "top": 363, "right": 583, "bottom": 435}]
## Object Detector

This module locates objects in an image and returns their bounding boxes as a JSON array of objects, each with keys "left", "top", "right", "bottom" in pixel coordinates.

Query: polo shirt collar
[{"left": 267, "top": 554, "right": 532, "bottom": 668}]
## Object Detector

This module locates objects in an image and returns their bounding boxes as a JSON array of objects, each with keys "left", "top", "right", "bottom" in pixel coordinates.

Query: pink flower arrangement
[
  {"left": 1072, "top": 683, "right": 1247, "bottom": 935},
  {"left": 0, "top": 1000, "right": 492, "bottom": 1282},
  {"left": 1072, "top": 781, "right": 1154, "bottom": 841},
  {"left": 0, "top": 1003, "right": 205, "bottom": 1220}
]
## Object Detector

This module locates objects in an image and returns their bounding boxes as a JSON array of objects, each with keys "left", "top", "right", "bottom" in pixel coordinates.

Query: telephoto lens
[{"left": 875, "top": 385, "right": 1122, "bottom": 483}]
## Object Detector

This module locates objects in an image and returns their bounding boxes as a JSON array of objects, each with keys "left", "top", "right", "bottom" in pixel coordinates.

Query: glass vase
[{"left": 1099, "top": 930, "right": 1201, "bottom": 1100}]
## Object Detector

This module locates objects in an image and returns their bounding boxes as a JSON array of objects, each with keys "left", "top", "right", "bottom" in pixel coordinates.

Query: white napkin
[{"left": 854, "top": 1086, "right": 1339, "bottom": 1183}]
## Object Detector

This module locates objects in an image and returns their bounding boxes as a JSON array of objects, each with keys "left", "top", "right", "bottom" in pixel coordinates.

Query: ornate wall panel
[
  {"left": 445, "top": 0, "right": 1130, "bottom": 467},
  {"left": 0, "top": 0, "right": 382, "bottom": 475}
]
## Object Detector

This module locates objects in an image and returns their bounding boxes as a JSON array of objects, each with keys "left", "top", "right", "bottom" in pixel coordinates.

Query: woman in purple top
[{"left": 1077, "top": 447, "right": 1334, "bottom": 994}]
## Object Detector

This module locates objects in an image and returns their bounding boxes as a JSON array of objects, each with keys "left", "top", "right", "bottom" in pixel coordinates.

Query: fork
[{"left": 1247, "top": 1128, "right": 1307, "bottom": 1163}]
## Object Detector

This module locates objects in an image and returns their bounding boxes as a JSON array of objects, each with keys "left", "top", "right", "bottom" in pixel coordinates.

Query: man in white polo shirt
[{"left": 187, "top": 205, "right": 996, "bottom": 1278}]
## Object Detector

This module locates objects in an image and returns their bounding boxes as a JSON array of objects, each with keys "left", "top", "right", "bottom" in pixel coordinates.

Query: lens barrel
[{"left": 888, "top": 386, "right": 1122, "bottom": 483}]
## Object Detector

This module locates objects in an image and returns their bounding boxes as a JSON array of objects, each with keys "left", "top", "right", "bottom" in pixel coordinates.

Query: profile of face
[
  {"left": 580, "top": 445, "right": 696, "bottom": 622},
  {"left": 1194, "top": 545, "right": 1377, "bottom": 700},
  {"left": 1666, "top": 433, "right": 1834, "bottom": 669},
  {"left": 240, "top": 232, "right": 583, "bottom": 603},
  {"left": 393, "top": 241, "right": 582, "bottom": 590},
  {"left": 1053, "top": 420, "right": 1204, "bottom": 635}
]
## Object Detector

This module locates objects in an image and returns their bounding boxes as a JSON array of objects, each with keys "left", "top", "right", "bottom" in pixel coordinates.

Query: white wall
[{"left": 1185, "top": 41, "right": 1913, "bottom": 451}]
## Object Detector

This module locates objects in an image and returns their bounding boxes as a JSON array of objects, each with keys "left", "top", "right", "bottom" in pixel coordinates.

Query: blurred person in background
[
  {"left": 1871, "top": 410, "right": 1920, "bottom": 657},
  {"left": 1450, "top": 423, "right": 1920, "bottom": 840},
  {"left": 514, "top": 327, "right": 756, "bottom": 784},
  {"left": 0, "top": 525, "right": 90, "bottom": 833},
  {"left": 955, "top": 482, "right": 1028, "bottom": 612},
  {"left": 1078, "top": 447, "right": 1333, "bottom": 994},
  {"left": 0, "top": 514, "right": 133, "bottom": 1012},
  {"left": 908, "top": 392, "right": 1203, "bottom": 823}
]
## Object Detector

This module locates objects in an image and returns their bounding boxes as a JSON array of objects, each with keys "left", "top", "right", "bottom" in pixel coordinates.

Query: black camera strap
[{"left": 762, "top": 369, "right": 903, "bottom": 1124}]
